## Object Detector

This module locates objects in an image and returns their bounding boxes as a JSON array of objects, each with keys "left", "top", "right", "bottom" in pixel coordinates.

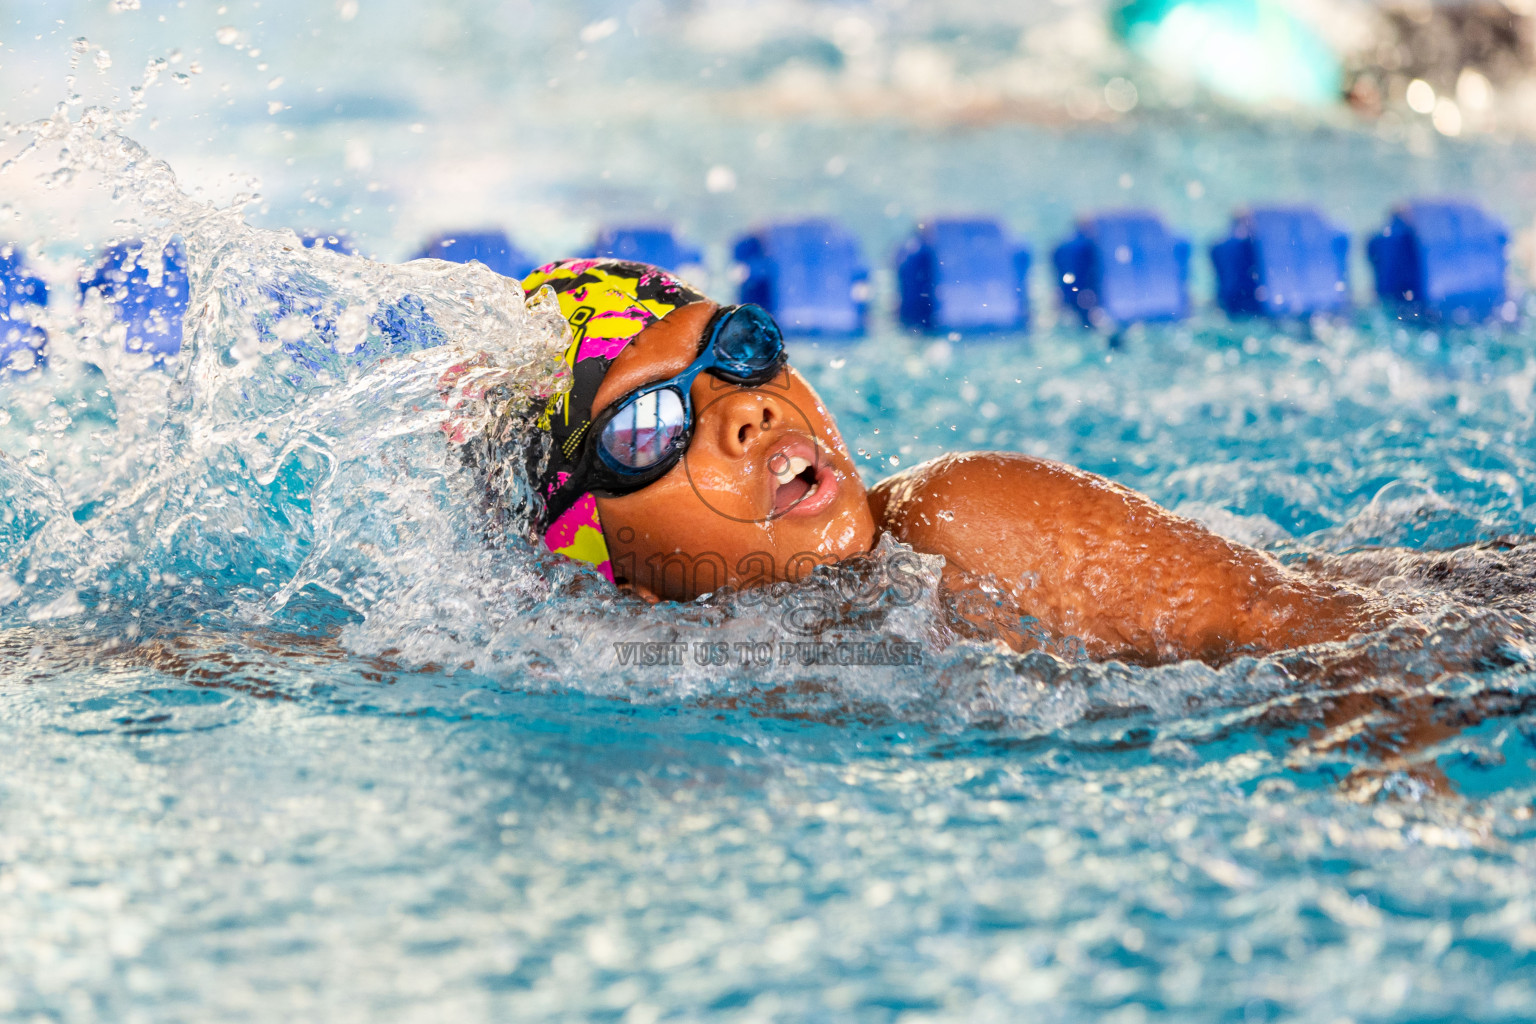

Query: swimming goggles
[{"left": 567, "top": 303, "right": 787, "bottom": 499}]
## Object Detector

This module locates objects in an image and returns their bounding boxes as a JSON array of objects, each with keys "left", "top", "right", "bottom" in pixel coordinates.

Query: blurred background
[{"left": 3, "top": 0, "right": 1534, "bottom": 309}]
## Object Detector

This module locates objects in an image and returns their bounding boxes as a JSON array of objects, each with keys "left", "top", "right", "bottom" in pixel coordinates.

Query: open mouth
[{"left": 768, "top": 442, "right": 839, "bottom": 518}]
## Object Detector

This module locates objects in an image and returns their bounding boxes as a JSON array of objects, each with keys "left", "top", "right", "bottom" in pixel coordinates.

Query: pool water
[{"left": 5, "top": 3, "right": 1536, "bottom": 1021}]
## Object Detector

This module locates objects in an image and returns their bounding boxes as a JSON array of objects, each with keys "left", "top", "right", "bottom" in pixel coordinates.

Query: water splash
[
  {"left": 3, "top": 41, "right": 1536, "bottom": 777},
  {"left": 0, "top": 69, "right": 571, "bottom": 641}
]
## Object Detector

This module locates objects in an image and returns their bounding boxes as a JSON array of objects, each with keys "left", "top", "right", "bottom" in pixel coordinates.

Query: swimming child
[{"left": 517, "top": 258, "right": 1375, "bottom": 665}]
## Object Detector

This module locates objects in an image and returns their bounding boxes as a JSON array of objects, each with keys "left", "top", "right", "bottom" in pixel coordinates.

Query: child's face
[{"left": 592, "top": 302, "right": 876, "bottom": 600}]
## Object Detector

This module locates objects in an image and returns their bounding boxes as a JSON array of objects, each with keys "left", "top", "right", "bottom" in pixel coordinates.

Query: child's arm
[{"left": 869, "top": 453, "right": 1374, "bottom": 662}]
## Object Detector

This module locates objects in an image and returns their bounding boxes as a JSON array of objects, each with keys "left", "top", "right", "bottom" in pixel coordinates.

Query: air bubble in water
[
  {"left": 216, "top": 26, "right": 240, "bottom": 45},
  {"left": 94, "top": 50, "right": 113, "bottom": 71},
  {"left": 111, "top": 0, "right": 142, "bottom": 9}
]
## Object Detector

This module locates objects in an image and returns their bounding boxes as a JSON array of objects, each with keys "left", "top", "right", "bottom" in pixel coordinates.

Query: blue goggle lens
[
  {"left": 710, "top": 304, "right": 784, "bottom": 382},
  {"left": 598, "top": 386, "right": 689, "bottom": 471}
]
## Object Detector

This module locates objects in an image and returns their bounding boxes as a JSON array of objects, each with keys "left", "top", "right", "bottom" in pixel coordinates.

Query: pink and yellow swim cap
[{"left": 524, "top": 258, "right": 707, "bottom": 581}]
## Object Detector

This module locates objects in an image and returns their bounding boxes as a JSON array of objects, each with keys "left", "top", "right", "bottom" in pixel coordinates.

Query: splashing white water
[{"left": 0, "top": 58, "right": 575, "bottom": 641}]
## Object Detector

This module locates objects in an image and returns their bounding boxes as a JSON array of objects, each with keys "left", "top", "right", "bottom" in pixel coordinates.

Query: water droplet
[
  {"left": 579, "top": 18, "right": 618, "bottom": 43},
  {"left": 1406, "top": 79, "right": 1435, "bottom": 114},
  {"left": 705, "top": 165, "right": 736, "bottom": 193},
  {"left": 1104, "top": 77, "right": 1138, "bottom": 113}
]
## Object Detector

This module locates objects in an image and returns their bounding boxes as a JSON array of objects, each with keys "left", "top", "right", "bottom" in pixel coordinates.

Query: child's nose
[{"left": 707, "top": 389, "right": 786, "bottom": 457}]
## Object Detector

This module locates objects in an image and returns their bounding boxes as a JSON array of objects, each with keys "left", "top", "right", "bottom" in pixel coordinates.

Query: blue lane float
[
  {"left": 1367, "top": 200, "right": 1509, "bottom": 323},
  {"left": 1053, "top": 210, "right": 1191, "bottom": 328},
  {"left": 80, "top": 239, "right": 189, "bottom": 361},
  {"left": 732, "top": 218, "right": 869, "bottom": 337},
  {"left": 896, "top": 217, "right": 1032, "bottom": 334},
  {"left": 12, "top": 197, "right": 1510, "bottom": 386},
  {"left": 1, "top": 244, "right": 49, "bottom": 373},
  {"left": 1211, "top": 206, "right": 1350, "bottom": 318},
  {"left": 593, "top": 225, "right": 703, "bottom": 274},
  {"left": 413, "top": 229, "right": 537, "bottom": 279}
]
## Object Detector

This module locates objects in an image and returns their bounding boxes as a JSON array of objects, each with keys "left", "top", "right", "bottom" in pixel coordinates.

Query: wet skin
[
  {"left": 592, "top": 302, "right": 877, "bottom": 600},
  {"left": 591, "top": 303, "right": 1375, "bottom": 663}
]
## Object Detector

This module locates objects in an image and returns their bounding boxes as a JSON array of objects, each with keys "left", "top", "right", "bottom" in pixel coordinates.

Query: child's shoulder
[
  {"left": 869, "top": 451, "right": 1101, "bottom": 532},
  {"left": 869, "top": 452, "right": 1061, "bottom": 571}
]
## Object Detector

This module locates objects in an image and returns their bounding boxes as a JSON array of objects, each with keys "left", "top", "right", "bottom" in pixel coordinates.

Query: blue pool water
[{"left": 5, "top": 3, "right": 1536, "bottom": 1021}]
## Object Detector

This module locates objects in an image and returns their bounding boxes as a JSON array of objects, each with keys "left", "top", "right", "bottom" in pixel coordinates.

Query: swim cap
[{"left": 524, "top": 258, "right": 707, "bottom": 581}]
